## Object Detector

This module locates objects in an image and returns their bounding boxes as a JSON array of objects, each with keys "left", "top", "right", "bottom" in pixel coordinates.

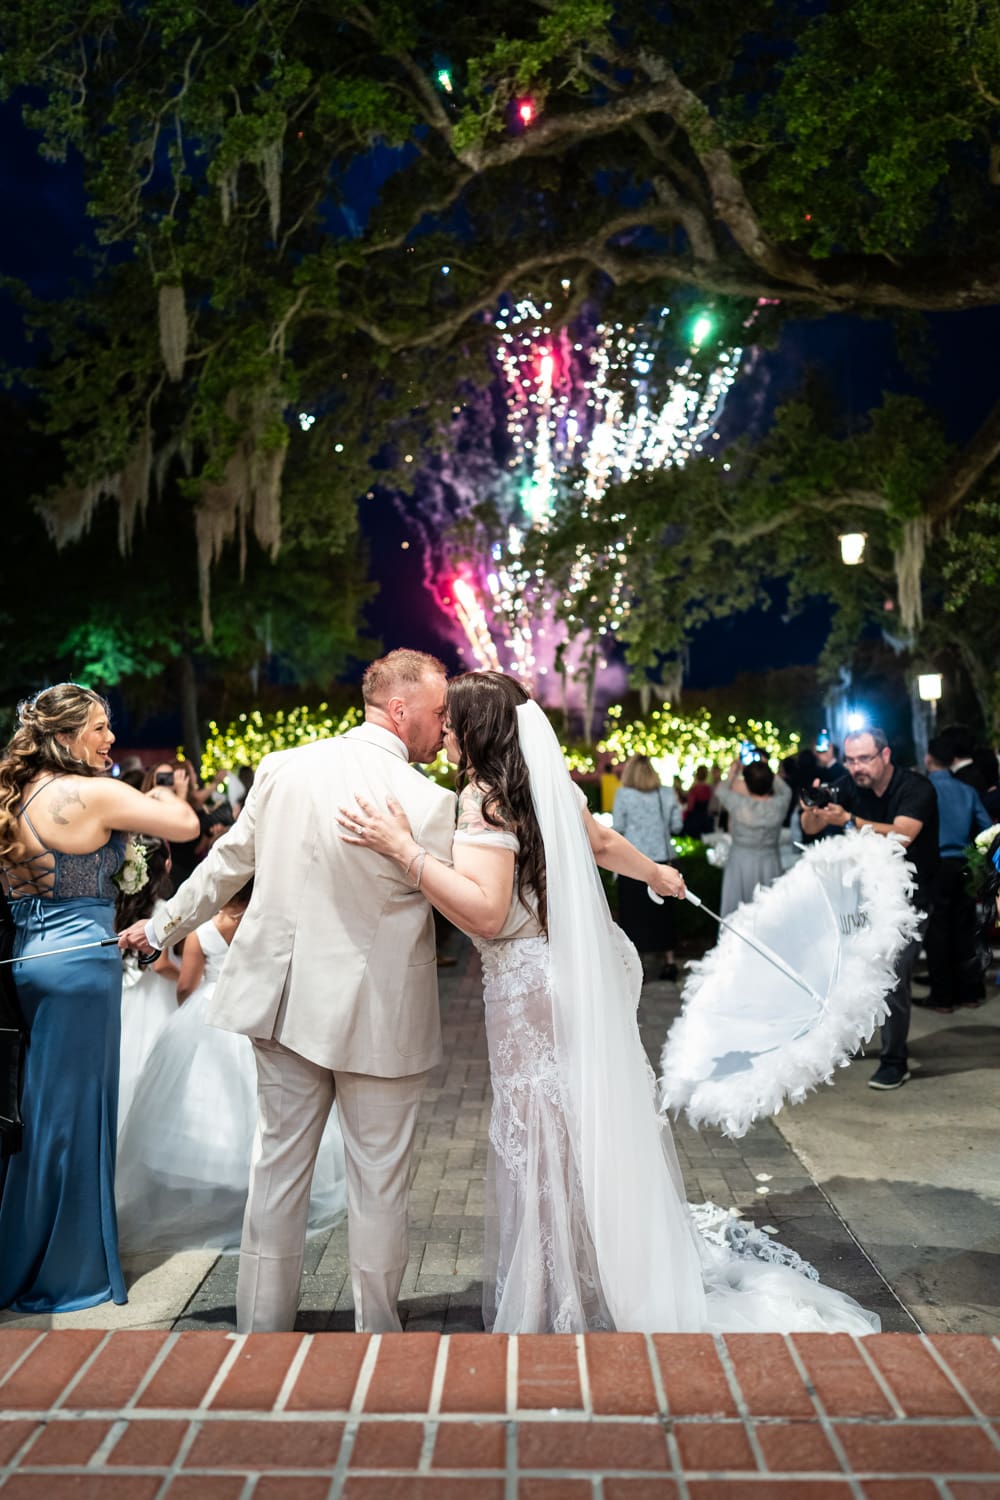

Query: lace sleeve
[{"left": 453, "top": 783, "right": 520, "bottom": 853}]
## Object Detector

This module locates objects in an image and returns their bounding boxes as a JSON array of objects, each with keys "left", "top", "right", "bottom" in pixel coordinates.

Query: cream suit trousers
[{"left": 236, "top": 1038, "right": 429, "bottom": 1334}]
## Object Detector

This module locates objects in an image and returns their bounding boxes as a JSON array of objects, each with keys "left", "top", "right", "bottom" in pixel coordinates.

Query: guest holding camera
[
  {"left": 800, "top": 726, "right": 938, "bottom": 1092},
  {"left": 141, "top": 762, "right": 207, "bottom": 883},
  {"left": 715, "top": 751, "right": 791, "bottom": 918}
]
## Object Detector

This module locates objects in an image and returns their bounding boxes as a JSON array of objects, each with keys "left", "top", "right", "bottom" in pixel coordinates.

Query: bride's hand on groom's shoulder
[
  {"left": 337, "top": 792, "right": 415, "bottom": 862},
  {"left": 649, "top": 863, "right": 687, "bottom": 901}
]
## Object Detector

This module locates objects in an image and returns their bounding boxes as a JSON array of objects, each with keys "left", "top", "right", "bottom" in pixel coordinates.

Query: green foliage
[{"left": 747, "top": 0, "right": 1000, "bottom": 257}]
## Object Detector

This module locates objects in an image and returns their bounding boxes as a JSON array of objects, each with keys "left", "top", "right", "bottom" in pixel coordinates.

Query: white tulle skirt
[
  {"left": 118, "top": 965, "right": 177, "bottom": 1134},
  {"left": 115, "top": 980, "right": 346, "bottom": 1253}
]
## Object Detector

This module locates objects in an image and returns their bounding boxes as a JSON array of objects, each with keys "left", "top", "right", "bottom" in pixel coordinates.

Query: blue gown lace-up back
[{"left": 0, "top": 777, "right": 127, "bottom": 1313}]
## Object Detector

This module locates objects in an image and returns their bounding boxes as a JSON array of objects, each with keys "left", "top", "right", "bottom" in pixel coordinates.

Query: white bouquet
[{"left": 114, "top": 838, "right": 150, "bottom": 895}]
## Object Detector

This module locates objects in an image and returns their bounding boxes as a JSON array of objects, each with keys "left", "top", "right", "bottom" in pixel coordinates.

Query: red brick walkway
[{"left": 1, "top": 1330, "right": 999, "bottom": 1497}]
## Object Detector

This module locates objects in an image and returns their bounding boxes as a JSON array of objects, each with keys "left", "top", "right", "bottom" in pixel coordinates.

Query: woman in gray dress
[
  {"left": 715, "top": 756, "right": 791, "bottom": 917},
  {"left": 612, "top": 755, "right": 681, "bottom": 980}
]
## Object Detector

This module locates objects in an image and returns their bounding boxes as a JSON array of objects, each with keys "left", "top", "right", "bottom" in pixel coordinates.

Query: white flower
[
  {"left": 975, "top": 824, "right": 1000, "bottom": 849},
  {"left": 114, "top": 838, "right": 149, "bottom": 895}
]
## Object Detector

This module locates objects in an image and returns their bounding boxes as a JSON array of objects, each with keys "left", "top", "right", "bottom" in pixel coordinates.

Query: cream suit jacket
[{"left": 149, "top": 723, "right": 458, "bottom": 1075}]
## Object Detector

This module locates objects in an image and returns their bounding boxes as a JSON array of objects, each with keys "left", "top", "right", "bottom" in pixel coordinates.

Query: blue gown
[{"left": 0, "top": 785, "right": 126, "bottom": 1313}]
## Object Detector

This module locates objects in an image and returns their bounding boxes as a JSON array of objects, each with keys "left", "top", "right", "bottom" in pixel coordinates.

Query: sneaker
[{"left": 868, "top": 1063, "right": 911, "bottom": 1090}]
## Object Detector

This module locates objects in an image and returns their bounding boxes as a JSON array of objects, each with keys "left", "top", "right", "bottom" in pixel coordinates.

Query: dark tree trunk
[{"left": 176, "top": 650, "right": 202, "bottom": 768}]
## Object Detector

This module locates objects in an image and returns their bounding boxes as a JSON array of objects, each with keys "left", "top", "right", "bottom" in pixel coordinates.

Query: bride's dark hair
[{"left": 446, "top": 672, "right": 547, "bottom": 935}]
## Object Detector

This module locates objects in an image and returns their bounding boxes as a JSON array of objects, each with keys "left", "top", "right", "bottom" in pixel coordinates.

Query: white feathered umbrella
[{"left": 659, "top": 829, "right": 922, "bottom": 1139}]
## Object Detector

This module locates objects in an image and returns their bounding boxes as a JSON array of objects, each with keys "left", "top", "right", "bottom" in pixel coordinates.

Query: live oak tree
[
  {"left": 2, "top": 0, "right": 998, "bottom": 643},
  {"left": 525, "top": 386, "right": 1000, "bottom": 731},
  {"left": 0, "top": 397, "right": 375, "bottom": 757}
]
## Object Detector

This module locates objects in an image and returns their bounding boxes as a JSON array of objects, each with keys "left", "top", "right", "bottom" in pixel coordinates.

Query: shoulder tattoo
[
  {"left": 49, "top": 785, "right": 86, "bottom": 825},
  {"left": 457, "top": 783, "right": 485, "bottom": 833}
]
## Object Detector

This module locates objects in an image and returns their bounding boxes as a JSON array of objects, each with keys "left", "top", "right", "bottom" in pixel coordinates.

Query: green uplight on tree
[
  {"left": 436, "top": 68, "right": 453, "bottom": 93},
  {"left": 689, "top": 311, "right": 716, "bottom": 349}
]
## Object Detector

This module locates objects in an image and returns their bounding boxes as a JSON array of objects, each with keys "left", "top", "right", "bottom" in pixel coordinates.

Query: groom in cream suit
[{"left": 119, "top": 649, "right": 457, "bottom": 1333}]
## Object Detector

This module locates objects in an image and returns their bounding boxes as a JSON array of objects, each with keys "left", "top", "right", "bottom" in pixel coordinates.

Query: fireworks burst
[{"left": 406, "top": 295, "right": 748, "bottom": 724}]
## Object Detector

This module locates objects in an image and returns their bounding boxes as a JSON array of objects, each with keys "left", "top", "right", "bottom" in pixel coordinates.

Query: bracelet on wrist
[{"left": 403, "top": 846, "right": 426, "bottom": 888}]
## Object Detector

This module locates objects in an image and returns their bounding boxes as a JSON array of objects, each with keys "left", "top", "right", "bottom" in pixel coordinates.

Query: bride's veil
[{"left": 515, "top": 700, "right": 706, "bottom": 1331}]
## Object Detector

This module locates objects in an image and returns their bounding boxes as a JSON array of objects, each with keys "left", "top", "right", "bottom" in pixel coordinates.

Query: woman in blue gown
[{"left": 0, "top": 684, "right": 200, "bottom": 1313}]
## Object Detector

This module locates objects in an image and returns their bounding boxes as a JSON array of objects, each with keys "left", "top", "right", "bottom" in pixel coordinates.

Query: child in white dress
[
  {"left": 116, "top": 881, "right": 347, "bottom": 1252},
  {"left": 115, "top": 839, "right": 180, "bottom": 1134}
]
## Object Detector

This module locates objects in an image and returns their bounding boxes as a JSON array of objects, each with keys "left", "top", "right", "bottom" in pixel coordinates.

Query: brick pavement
[
  {"left": 177, "top": 937, "right": 908, "bottom": 1334},
  {"left": 2, "top": 1325, "right": 999, "bottom": 1495}
]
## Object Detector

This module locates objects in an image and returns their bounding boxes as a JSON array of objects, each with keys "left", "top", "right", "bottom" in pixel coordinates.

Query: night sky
[{"left": 3, "top": 100, "right": 995, "bottom": 693}]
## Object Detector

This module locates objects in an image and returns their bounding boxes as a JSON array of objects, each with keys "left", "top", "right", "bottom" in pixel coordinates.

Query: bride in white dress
[
  {"left": 341, "top": 671, "right": 878, "bottom": 1336},
  {"left": 116, "top": 881, "right": 347, "bottom": 1253}
]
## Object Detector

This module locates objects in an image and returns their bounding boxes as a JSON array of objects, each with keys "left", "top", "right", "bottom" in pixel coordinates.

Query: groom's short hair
[{"left": 362, "top": 649, "right": 447, "bottom": 707}]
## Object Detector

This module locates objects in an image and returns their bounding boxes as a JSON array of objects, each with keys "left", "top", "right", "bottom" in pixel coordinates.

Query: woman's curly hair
[
  {"left": 446, "top": 672, "right": 548, "bottom": 935},
  {"left": 0, "top": 683, "right": 110, "bottom": 866}
]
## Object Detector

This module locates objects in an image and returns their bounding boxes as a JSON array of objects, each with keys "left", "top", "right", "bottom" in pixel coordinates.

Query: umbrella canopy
[{"left": 660, "top": 829, "right": 921, "bottom": 1139}]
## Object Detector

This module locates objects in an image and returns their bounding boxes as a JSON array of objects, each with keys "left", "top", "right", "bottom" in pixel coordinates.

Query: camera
[
  {"left": 154, "top": 771, "right": 175, "bottom": 787},
  {"left": 800, "top": 782, "right": 835, "bottom": 809},
  {"left": 738, "top": 740, "right": 761, "bottom": 766}
]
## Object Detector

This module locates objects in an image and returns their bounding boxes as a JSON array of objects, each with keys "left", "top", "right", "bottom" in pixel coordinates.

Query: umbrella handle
[
  {"left": 645, "top": 888, "right": 702, "bottom": 908},
  {"left": 653, "top": 887, "right": 824, "bottom": 1007}
]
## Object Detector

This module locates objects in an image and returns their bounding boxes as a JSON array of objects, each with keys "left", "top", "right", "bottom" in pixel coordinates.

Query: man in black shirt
[{"left": 801, "top": 727, "right": 939, "bottom": 1092}]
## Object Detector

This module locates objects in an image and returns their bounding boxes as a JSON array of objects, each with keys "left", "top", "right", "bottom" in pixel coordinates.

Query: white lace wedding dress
[{"left": 459, "top": 714, "right": 880, "bottom": 1337}]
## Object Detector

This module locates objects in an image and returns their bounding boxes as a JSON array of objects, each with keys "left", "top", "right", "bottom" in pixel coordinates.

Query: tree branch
[
  {"left": 926, "top": 394, "right": 1000, "bottom": 524},
  {"left": 702, "top": 489, "right": 889, "bottom": 548}
]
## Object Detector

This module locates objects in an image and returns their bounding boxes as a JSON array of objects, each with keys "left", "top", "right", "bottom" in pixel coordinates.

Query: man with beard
[{"left": 801, "top": 726, "right": 939, "bottom": 1091}]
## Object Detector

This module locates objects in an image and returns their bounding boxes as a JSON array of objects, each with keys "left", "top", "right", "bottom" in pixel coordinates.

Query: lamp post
[{"left": 914, "top": 671, "right": 943, "bottom": 766}]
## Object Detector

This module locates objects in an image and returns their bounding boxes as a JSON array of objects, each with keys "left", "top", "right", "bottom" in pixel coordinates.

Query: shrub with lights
[
  {"left": 194, "top": 700, "right": 800, "bottom": 807},
  {"left": 598, "top": 704, "right": 800, "bottom": 783},
  {"left": 198, "top": 704, "right": 363, "bottom": 781}
]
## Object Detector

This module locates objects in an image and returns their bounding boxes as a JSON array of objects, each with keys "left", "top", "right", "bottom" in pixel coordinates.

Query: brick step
[{"left": 1, "top": 1330, "right": 998, "bottom": 1494}]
